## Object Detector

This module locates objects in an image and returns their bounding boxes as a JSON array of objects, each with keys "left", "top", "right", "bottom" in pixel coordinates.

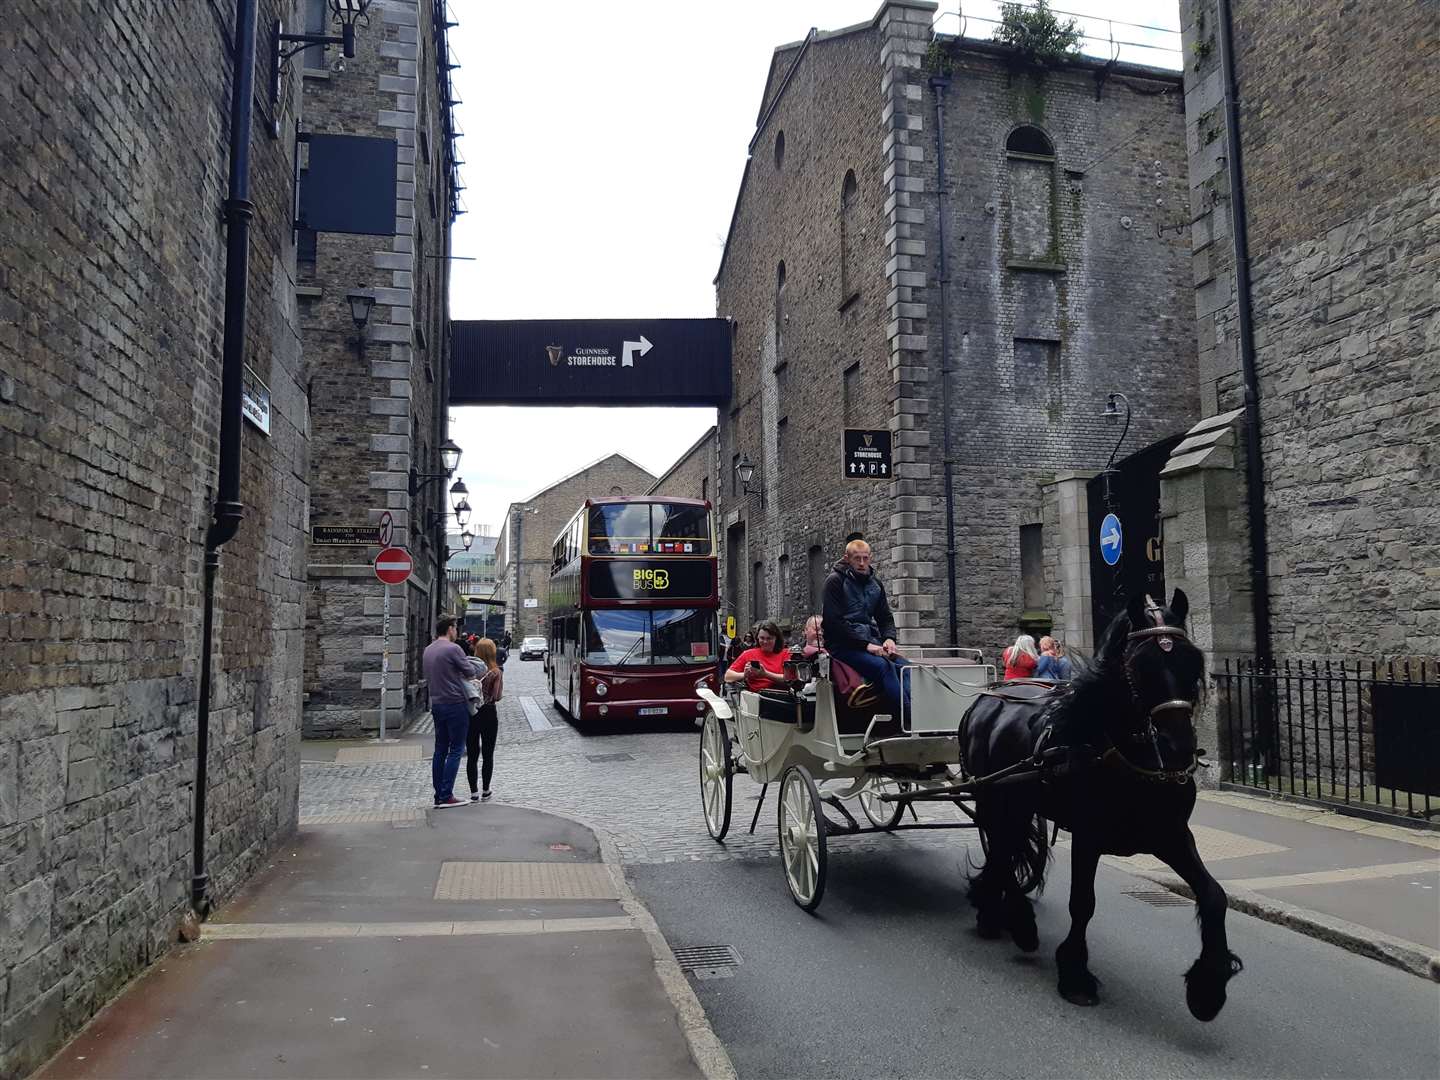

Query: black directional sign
[
  {"left": 451, "top": 318, "right": 732, "bottom": 406},
  {"left": 842, "top": 428, "right": 892, "bottom": 480}
]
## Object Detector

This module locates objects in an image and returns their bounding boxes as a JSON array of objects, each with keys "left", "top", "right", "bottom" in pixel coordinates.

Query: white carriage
[{"left": 697, "top": 649, "right": 997, "bottom": 911}]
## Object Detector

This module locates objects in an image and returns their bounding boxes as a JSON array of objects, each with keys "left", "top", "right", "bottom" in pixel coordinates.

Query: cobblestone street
[{"left": 300, "top": 657, "right": 980, "bottom": 868}]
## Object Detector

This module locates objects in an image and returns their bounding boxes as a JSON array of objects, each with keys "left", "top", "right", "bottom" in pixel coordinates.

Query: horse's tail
[
  {"left": 968, "top": 804, "right": 1051, "bottom": 898},
  {"left": 1016, "top": 813, "right": 1051, "bottom": 897}
]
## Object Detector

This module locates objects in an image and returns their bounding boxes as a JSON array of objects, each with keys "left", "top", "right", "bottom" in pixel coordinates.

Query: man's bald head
[{"left": 843, "top": 539, "right": 872, "bottom": 575}]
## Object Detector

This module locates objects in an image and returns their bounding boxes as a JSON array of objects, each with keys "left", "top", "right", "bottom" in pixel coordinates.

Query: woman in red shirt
[
  {"left": 724, "top": 621, "right": 789, "bottom": 691},
  {"left": 1002, "top": 634, "right": 1039, "bottom": 680}
]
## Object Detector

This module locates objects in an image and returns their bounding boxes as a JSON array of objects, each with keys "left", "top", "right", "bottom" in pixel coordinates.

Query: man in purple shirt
[{"left": 423, "top": 615, "right": 475, "bottom": 808}]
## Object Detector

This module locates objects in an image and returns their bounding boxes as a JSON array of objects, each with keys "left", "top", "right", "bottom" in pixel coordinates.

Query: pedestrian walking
[
  {"left": 1001, "top": 634, "right": 1039, "bottom": 680},
  {"left": 466, "top": 637, "right": 503, "bottom": 802},
  {"left": 423, "top": 615, "right": 474, "bottom": 808}
]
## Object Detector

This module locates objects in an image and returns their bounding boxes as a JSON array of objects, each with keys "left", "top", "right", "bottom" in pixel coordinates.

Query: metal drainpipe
[
  {"left": 193, "top": 0, "right": 258, "bottom": 916},
  {"left": 930, "top": 75, "right": 959, "bottom": 648},
  {"left": 1215, "top": 0, "right": 1273, "bottom": 664}
]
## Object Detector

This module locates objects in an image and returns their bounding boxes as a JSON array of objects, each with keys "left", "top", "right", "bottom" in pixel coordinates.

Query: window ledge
[
  {"left": 295, "top": 284, "right": 323, "bottom": 298},
  {"left": 301, "top": 68, "right": 331, "bottom": 80},
  {"left": 1005, "top": 259, "right": 1066, "bottom": 274}
]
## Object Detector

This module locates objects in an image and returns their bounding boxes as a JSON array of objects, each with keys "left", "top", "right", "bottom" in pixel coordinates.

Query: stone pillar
[
  {"left": 879, "top": 0, "right": 939, "bottom": 648},
  {"left": 1039, "top": 470, "right": 1097, "bottom": 655},
  {"left": 1159, "top": 407, "right": 1254, "bottom": 787}
]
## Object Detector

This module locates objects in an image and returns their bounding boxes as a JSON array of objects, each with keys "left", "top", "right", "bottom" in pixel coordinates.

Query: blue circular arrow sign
[{"left": 1099, "top": 513, "right": 1123, "bottom": 566}]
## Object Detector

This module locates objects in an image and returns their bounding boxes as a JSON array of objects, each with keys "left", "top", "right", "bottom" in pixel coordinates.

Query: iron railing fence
[{"left": 1215, "top": 659, "right": 1439, "bottom": 823}]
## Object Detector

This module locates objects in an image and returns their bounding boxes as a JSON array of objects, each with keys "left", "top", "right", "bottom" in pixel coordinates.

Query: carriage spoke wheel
[
  {"left": 700, "top": 710, "right": 733, "bottom": 841},
  {"left": 858, "top": 776, "right": 910, "bottom": 830},
  {"left": 778, "top": 765, "right": 828, "bottom": 912}
]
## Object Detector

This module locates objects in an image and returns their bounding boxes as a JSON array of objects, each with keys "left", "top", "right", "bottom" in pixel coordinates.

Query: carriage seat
[{"left": 756, "top": 688, "right": 816, "bottom": 726}]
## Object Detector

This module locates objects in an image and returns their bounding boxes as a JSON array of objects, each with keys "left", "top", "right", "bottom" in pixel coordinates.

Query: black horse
[{"left": 959, "top": 589, "right": 1242, "bottom": 1021}]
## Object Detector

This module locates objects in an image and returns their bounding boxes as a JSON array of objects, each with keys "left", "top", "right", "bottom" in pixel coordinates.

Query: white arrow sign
[
  {"left": 1101, "top": 525, "right": 1121, "bottom": 550},
  {"left": 621, "top": 335, "right": 652, "bottom": 367}
]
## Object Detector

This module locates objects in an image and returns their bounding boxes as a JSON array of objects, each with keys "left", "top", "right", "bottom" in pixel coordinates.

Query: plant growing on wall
[
  {"left": 924, "top": 38, "right": 956, "bottom": 77},
  {"left": 993, "top": 0, "right": 1083, "bottom": 69}
]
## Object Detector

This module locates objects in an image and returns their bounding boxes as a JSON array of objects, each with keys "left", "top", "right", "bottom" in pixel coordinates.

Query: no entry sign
[{"left": 374, "top": 547, "right": 413, "bottom": 585}]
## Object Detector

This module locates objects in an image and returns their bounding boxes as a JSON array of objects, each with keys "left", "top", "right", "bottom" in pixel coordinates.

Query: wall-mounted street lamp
[
  {"left": 445, "top": 528, "right": 476, "bottom": 563},
  {"left": 1099, "top": 391, "right": 1131, "bottom": 512},
  {"left": 427, "top": 479, "right": 468, "bottom": 530},
  {"left": 270, "top": 1, "right": 374, "bottom": 133},
  {"left": 735, "top": 453, "right": 765, "bottom": 507},
  {"left": 346, "top": 290, "right": 375, "bottom": 358},
  {"left": 410, "top": 441, "right": 462, "bottom": 498}
]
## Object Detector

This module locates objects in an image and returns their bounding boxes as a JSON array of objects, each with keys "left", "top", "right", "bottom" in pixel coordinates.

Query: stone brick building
[
  {"left": 647, "top": 426, "right": 718, "bottom": 505},
  {"left": 299, "top": 0, "right": 459, "bottom": 738},
  {"left": 0, "top": 1, "right": 311, "bottom": 1072},
  {"left": 1164, "top": 0, "right": 1439, "bottom": 667},
  {"left": 715, "top": 0, "right": 1197, "bottom": 654},
  {"left": 494, "top": 454, "right": 657, "bottom": 640}
]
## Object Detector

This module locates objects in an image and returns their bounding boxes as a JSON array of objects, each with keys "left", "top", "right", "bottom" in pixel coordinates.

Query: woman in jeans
[{"left": 467, "top": 637, "right": 504, "bottom": 801}]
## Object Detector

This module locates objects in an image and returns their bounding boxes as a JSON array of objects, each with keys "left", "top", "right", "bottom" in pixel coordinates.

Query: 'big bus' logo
[{"left": 633, "top": 568, "right": 670, "bottom": 591}]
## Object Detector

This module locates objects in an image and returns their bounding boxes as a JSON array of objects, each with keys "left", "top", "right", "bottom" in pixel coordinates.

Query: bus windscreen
[
  {"left": 588, "top": 502, "right": 712, "bottom": 556},
  {"left": 583, "top": 608, "right": 717, "bottom": 666}
]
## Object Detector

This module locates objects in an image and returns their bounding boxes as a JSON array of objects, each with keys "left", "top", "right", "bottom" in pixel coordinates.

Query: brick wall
[
  {"left": 1180, "top": 0, "right": 1440, "bottom": 659},
  {"left": 493, "top": 455, "right": 657, "bottom": 641},
  {"left": 0, "top": 1, "right": 306, "bottom": 1072},
  {"left": 301, "top": 0, "right": 457, "bottom": 737},
  {"left": 647, "top": 427, "right": 717, "bottom": 504},
  {"left": 715, "top": 1, "right": 1197, "bottom": 655}
]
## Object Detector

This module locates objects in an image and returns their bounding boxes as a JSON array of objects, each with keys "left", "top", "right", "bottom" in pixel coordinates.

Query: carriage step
[
  {"left": 1123, "top": 887, "right": 1192, "bottom": 907},
  {"left": 673, "top": 944, "right": 742, "bottom": 979}
]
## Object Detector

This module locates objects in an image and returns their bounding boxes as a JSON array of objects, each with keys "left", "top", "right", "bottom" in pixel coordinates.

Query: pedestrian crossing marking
[
  {"left": 433, "top": 861, "right": 619, "bottom": 900},
  {"left": 202, "top": 915, "right": 637, "bottom": 941},
  {"left": 1225, "top": 859, "right": 1439, "bottom": 891},
  {"left": 333, "top": 744, "right": 423, "bottom": 764}
]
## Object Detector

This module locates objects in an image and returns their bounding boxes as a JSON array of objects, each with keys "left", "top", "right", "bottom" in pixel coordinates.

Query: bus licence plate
[{"left": 638, "top": 707, "right": 668, "bottom": 716}]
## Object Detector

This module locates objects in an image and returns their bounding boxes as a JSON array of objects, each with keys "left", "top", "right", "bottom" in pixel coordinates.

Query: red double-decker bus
[{"left": 546, "top": 497, "right": 719, "bottom": 726}]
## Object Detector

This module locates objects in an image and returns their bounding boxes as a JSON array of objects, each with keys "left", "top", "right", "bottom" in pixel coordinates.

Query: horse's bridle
[{"left": 1110, "top": 602, "right": 1202, "bottom": 783}]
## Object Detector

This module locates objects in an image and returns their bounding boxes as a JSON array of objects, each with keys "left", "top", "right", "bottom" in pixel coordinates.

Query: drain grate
[
  {"left": 1124, "top": 888, "right": 1192, "bottom": 907},
  {"left": 586, "top": 752, "right": 635, "bottom": 763},
  {"left": 673, "top": 945, "right": 741, "bottom": 979}
]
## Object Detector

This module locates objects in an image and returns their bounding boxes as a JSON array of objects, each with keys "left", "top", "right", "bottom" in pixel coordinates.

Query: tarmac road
[{"left": 629, "top": 843, "right": 1440, "bottom": 1080}]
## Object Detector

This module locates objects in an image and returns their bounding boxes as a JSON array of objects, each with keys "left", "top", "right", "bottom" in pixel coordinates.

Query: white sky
[{"left": 445, "top": 0, "right": 1180, "bottom": 534}]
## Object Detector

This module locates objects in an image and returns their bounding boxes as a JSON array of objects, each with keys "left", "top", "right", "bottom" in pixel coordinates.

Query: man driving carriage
[{"left": 821, "top": 538, "right": 912, "bottom": 718}]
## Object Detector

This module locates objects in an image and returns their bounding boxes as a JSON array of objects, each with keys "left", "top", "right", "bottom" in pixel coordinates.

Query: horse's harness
[{"left": 967, "top": 600, "right": 1203, "bottom": 789}]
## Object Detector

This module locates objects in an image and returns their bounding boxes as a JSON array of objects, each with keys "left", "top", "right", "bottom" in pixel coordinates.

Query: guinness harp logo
[
  {"left": 863, "top": 433, "right": 874, "bottom": 447},
  {"left": 546, "top": 344, "right": 563, "bottom": 367}
]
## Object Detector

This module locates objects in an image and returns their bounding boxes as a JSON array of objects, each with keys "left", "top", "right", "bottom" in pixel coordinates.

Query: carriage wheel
[
  {"left": 700, "top": 710, "right": 733, "bottom": 841},
  {"left": 858, "top": 776, "right": 910, "bottom": 830},
  {"left": 778, "top": 765, "right": 828, "bottom": 912},
  {"left": 978, "top": 813, "right": 1049, "bottom": 895}
]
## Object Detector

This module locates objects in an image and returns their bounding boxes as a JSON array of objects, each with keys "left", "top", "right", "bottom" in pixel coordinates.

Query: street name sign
[
  {"left": 842, "top": 428, "right": 892, "bottom": 480},
  {"left": 374, "top": 547, "right": 413, "bottom": 585},
  {"left": 1099, "top": 513, "right": 1123, "bottom": 566},
  {"left": 312, "top": 525, "right": 379, "bottom": 546}
]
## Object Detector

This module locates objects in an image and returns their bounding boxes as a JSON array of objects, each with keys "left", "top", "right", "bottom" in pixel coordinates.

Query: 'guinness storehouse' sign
[{"left": 451, "top": 319, "right": 732, "bottom": 406}]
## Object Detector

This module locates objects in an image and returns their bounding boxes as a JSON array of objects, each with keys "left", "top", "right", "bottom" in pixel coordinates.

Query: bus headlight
[{"left": 594, "top": 680, "right": 608, "bottom": 697}]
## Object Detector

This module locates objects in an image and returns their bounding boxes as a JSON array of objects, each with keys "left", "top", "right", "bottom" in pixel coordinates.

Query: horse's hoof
[
  {"left": 1011, "top": 923, "right": 1039, "bottom": 953},
  {"left": 1059, "top": 983, "right": 1100, "bottom": 1007},
  {"left": 976, "top": 913, "right": 1005, "bottom": 939},
  {"left": 1185, "top": 981, "right": 1227, "bottom": 1022}
]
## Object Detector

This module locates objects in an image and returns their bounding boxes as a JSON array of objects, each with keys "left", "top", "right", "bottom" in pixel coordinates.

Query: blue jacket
[{"left": 821, "top": 559, "right": 897, "bottom": 651}]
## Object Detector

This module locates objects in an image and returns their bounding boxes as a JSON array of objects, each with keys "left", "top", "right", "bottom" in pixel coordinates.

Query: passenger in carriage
[
  {"left": 821, "top": 539, "right": 912, "bottom": 717},
  {"left": 797, "top": 614, "right": 824, "bottom": 659},
  {"left": 724, "top": 621, "right": 791, "bottom": 692}
]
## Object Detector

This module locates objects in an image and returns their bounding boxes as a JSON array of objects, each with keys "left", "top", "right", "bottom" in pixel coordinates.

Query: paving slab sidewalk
[
  {"left": 1112, "top": 789, "right": 1440, "bottom": 980},
  {"left": 37, "top": 804, "right": 732, "bottom": 1080}
]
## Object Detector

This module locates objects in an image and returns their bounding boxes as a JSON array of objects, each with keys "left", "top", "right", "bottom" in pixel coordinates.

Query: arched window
[
  {"left": 1005, "top": 126, "right": 1058, "bottom": 261},
  {"left": 775, "top": 260, "right": 787, "bottom": 363},
  {"left": 1006, "top": 125, "right": 1054, "bottom": 157},
  {"left": 840, "top": 169, "right": 859, "bottom": 306},
  {"left": 774, "top": 129, "right": 786, "bottom": 170}
]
